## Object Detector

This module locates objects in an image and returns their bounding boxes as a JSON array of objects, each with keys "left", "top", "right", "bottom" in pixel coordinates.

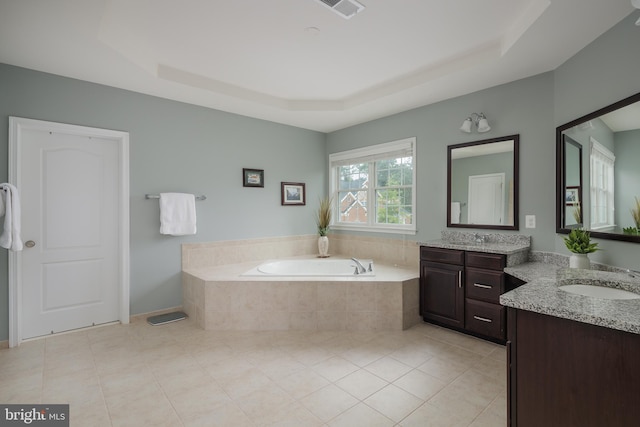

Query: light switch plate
[{"left": 525, "top": 215, "right": 536, "bottom": 228}]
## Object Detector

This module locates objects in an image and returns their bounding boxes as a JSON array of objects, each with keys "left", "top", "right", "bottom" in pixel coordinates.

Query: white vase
[
  {"left": 318, "top": 236, "right": 329, "bottom": 257},
  {"left": 569, "top": 253, "right": 590, "bottom": 269}
]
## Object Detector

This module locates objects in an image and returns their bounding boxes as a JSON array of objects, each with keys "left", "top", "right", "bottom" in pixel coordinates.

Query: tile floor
[{"left": 0, "top": 318, "right": 507, "bottom": 426}]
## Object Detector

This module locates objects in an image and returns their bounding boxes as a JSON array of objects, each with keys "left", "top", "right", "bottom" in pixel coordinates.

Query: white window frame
[
  {"left": 329, "top": 137, "right": 416, "bottom": 234},
  {"left": 590, "top": 137, "right": 615, "bottom": 230}
]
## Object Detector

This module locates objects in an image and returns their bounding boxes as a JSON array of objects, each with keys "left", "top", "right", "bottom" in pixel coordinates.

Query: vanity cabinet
[
  {"left": 507, "top": 308, "right": 640, "bottom": 426},
  {"left": 420, "top": 247, "right": 464, "bottom": 328},
  {"left": 420, "top": 246, "right": 513, "bottom": 342},
  {"left": 464, "top": 252, "right": 506, "bottom": 340}
]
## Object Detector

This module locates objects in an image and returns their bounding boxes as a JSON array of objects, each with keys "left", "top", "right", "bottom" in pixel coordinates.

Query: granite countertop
[
  {"left": 419, "top": 239, "right": 530, "bottom": 255},
  {"left": 419, "top": 230, "right": 531, "bottom": 259},
  {"left": 502, "top": 262, "right": 640, "bottom": 335}
]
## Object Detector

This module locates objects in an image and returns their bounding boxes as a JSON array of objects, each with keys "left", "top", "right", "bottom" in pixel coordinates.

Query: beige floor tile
[
  {"left": 399, "top": 402, "right": 469, "bottom": 427},
  {"left": 181, "top": 402, "right": 254, "bottom": 427},
  {"left": 71, "top": 400, "right": 112, "bottom": 427},
  {"left": 335, "top": 369, "right": 388, "bottom": 400},
  {"left": 252, "top": 401, "right": 324, "bottom": 427},
  {"left": 416, "top": 355, "right": 469, "bottom": 383},
  {"left": 393, "top": 369, "right": 447, "bottom": 400},
  {"left": 257, "top": 355, "right": 307, "bottom": 380},
  {"left": 328, "top": 402, "right": 395, "bottom": 427},
  {"left": 0, "top": 319, "right": 510, "bottom": 426},
  {"left": 469, "top": 410, "right": 508, "bottom": 427},
  {"left": 275, "top": 369, "right": 330, "bottom": 399},
  {"left": 217, "top": 367, "right": 275, "bottom": 400},
  {"left": 167, "top": 381, "right": 232, "bottom": 422},
  {"left": 364, "top": 384, "right": 423, "bottom": 422},
  {"left": 300, "top": 384, "right": 359, "bottom": 422},
  {"left": 364, "top": 355, "right": 413, "bottom": 382},
  {"left": 235, "top": 383, "right": 295, "bottom": 422},
  {"left": 312, "top": 356, "right": 360, "bottom": 382},
  {"left": 108, "top": 390, "right": 181, "bottom": 427},
  {"left": 388, "top": 344, "right": 434, "bottom": 367}
]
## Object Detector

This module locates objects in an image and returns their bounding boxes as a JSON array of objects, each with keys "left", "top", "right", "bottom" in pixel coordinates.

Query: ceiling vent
[{"left": 315, "top": 0, "right": 365, "bottom": 19}]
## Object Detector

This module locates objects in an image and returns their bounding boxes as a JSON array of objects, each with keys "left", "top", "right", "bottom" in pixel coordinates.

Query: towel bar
[{"left": 145, "top": 194, "right": 206, "bottom": 201}]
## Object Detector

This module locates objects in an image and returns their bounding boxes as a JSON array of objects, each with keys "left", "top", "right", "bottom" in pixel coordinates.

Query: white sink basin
[{"left": 559, "top": 284, "right": 640, "bottom": 300}]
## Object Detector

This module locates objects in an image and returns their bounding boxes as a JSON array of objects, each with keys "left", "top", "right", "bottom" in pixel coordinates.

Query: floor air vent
[
  {"left": 315, "top": 0, "right": 365, "bottom": 19},
  {"left": 147, "top": 311, "right": 187, "bottom": 325}
]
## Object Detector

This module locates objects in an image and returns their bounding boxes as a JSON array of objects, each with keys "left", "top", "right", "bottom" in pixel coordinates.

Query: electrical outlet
[{"left": 525, "top": 215, "right": 536, "bottom": 228}]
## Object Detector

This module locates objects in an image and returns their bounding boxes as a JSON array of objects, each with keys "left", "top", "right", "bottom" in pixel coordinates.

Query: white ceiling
[{"left": 0, "top": 0, "right": 635, "bottom": 132}]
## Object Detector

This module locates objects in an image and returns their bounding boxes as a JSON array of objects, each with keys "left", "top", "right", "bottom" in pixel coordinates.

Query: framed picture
[
  {"left": 281, "top": 182, "right": 305, "bottom": 206},
  {"left": 243, "top": 168, "right": 264, "bottom": 187},
  {"left": 566, "top": 186, "right": 580, "bottom": 205}
]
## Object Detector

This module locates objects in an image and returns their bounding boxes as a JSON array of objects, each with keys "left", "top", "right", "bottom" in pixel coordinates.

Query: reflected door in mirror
[{"left": 447, "top": 135, "right": 519, "bottom": 230}]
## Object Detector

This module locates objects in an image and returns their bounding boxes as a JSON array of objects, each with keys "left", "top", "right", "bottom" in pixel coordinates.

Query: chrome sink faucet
[
  {"left": 627, "top": 269, "right": 640, "bottom": 278},
  {"left": 474, "top": 233, "right": 487, "bottom": 244},
  {"left": 351, "top": 257, "right": 367, "bottom": 274}
]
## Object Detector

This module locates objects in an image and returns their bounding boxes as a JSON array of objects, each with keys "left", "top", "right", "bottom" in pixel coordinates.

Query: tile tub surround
[
  {"left": 502, "top": 261, "right": 640, "bottom": 334},
  {"left": 418, "top": 231, "right": 531, "bottom": 266},
  {"left": 182, "top": 234, "right": 420, "bottom": 271},
  {"left": 183, "top": 259, "right": 420, "bottom": 332}
]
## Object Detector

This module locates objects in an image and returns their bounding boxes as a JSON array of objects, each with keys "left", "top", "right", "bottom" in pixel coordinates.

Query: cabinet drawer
[
  {"left": 465, "top": 267, "right": 504, "bottom": 303},
  {"left": 465, "top": 299, "right": 505, "bottom": 340},
  {"left": 420, "top": 247, "right": 464, "bottom": 265},
  {"left": 466, "top": 251, "right": 506, "bottom": 271}
]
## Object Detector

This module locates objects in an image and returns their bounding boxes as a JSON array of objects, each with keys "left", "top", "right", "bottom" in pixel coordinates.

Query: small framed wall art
[
  {"left": 243, "top": 168, "right": 264, "bottom": 188},
  {"left": 565, "top": 186, "right": 580, "bottom": 206},
  {"left": 281, "top": 182, "right": 305, "bottom": 206}
]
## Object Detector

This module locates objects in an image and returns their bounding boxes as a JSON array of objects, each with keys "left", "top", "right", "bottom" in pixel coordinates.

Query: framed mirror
[
  {"left": 556, "top": 91, "right": 640, "bottom": 243},
  {"left": 447, "top": 135, "right": 520, "bottom": 230}
]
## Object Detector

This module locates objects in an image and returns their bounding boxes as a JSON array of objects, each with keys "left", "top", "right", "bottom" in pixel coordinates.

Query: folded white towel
[
  {"left": 159, "top": 193, "right": 197, "bottom": 236},
  {"left": 0, "top": 183, "right": 23, "bottom": 251},
  {"left": 450, "top": 202, "right": 461, "bottom": 224}
]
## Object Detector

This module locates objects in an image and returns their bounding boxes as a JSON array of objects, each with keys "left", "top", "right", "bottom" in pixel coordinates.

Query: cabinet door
[{"left": 420, "top": 261, "right": 464, "bottom": 328}]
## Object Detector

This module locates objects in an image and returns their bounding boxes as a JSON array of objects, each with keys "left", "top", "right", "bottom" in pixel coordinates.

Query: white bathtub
[{"left": 242, "top": 258, "right": 375, "bottom": 277}]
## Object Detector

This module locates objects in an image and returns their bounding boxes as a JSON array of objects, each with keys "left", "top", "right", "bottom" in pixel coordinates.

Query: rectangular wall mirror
[
  {"left": 447, "top": 135, "right": 520, "bottom": 230},
  {"left": 556, "top": 92, "right": 640, "bottom": 243}
]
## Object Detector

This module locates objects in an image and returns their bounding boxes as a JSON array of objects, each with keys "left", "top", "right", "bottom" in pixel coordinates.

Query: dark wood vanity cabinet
[
  {"left": 420, "top": 246, "right": 511, "bottom": 342},
  {"left": 420, "top": 248, "right": 464, "bottom": 328},
  {"left": 507, "top": 308, "right": 640, "bottom": 426}
]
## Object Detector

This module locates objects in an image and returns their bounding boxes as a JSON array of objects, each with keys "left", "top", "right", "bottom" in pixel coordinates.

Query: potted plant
[
  {"left": 563, "top": 228, "right": 599, "bottom": 269},
  {"left": 316, "top": 196, "right": 332, "bottom": 257}
]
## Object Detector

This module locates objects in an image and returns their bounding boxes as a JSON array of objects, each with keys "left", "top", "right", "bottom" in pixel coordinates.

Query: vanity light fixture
[{"left": 460, "top": 112, "right": 491, "bottom": 133}]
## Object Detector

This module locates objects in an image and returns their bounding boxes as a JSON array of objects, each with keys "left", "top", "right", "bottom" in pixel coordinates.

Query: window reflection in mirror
[
  {"left": 556, "top": 92, "right": 640, "bottom": 243},
  {"left": 447, "top": 135, "right": 519, "bottom": 230}
]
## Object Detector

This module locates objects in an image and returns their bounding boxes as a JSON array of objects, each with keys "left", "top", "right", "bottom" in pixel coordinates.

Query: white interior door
[
  {"left": 9, "top": 117, "right": 130, "bottom": 345},
  {"left": 468, "top": 173, "right": 505, "bottom": 225}
]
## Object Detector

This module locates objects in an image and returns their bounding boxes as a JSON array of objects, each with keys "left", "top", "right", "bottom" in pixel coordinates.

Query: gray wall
[
  {"left": 326, "top": 12, "right": 640, "bottom": 270},
  {"left": 1, "top": 12, "right": 639, "bottom": 341},
  {"left": 326, "top": 72, "right": 556, "bottom": 250},
  {"left": 553, "top": 12, "right": 640, "bottom": 266},
  {"left": 0, "top": 64, "right": 325, "bottom": 340}
]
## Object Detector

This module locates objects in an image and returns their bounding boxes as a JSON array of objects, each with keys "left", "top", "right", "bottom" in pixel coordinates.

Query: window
[
  {"left": 590, "top": 137, "right": 615, "bottom": 230},
  {"left": 329, "top": 137, "right": 416, "bottom": 234}
]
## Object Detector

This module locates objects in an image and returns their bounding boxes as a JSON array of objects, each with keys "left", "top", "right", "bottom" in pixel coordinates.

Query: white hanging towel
[
  {"left": 450, "top": 202, "right": 461, "bottom": 224},
  {"left": 0, "top": 183, "right": 24, "bottom": 251},
  {"left": 0, "top": 186, "right": 5, "bottom": 217},
  {"left": 159, "top": 193, "right": 197, "bottom": 236}
]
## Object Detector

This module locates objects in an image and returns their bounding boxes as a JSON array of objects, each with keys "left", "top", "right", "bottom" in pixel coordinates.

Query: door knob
[{"left": 24, "top": 240, "right": 36, "bottom": 248}]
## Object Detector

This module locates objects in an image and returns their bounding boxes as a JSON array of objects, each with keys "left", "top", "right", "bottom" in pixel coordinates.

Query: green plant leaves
[{"left": 563, "top": 228, "right": 599, "bottom": 254}]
